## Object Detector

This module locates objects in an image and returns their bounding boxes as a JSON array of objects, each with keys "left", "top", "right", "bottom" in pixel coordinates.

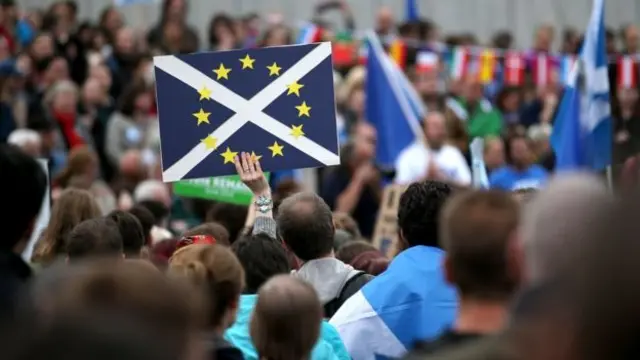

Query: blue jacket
[{"left": 225, "top": 294, "right": 350, "bottom": 360}]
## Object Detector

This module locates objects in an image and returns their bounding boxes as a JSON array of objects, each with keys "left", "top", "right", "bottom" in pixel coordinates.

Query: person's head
[
  {"left": 461, "top": 75, "right": 484, "bottom": 103},
  {"left": 520, "top": 173, "right": 611, "bottom": 284},
  {"left": 128, "top": 205, "right": 155, "bottom": 246},
  {"left": 250, "top": 275, "right": 322, "bottom": 360},
  {"left": 376, "top": 6, "right": 395, "bottom": 34},
  {"left": 232, "top": 233, "right": 291, "bottom": 294},
  {"left": 169, "top": 244, "right": 244, "bottom": 331},
  {"left": 206, "top": 203, "right": 248, "bottom": 244},
  {"left": 54, "top": 146, "right": 99, "bottom": 188},
  {"left": 89, "top": 63, "right": 112, "bottom": 91},
  {"left": 107, "top": 210, "right": 145, "bottom": 258},
  {"left": 422, "top": 111, "right": 448, "bottom": 150},
  {"left": 261, "top": 24, "right": 292, "bottom": 47},
  {"left": 617, "top": 87, "right": 639, "bottom": 109},
  {"left": 496, "top": 86, "right": 522, "bottom": 113},
  {"left": 484, "top": 137, "right": 506, "bottom": 171},
  {"left": 0, "top": 144, "right": 47, "bottom": 253},
  {"left": 114, "top": 27, "right": 136, "bottom": 56},
  {"left": 31, "top": 259, "right": 203, "bottom": 360},
  {"left": 351, "top": 121, "right": 377, "bottom": 164},
  {"left": 117, "top": 80, "right": 154, "bottom": 117},
  {"left": 491, "top": 30, "right": 513, "bottom": 50},
  {"left": 277, "top": 192, "right": 334, "bottom": 262},
  {"left": 65, "top": 217, "right": 123, "bottom": 262},
  {"left": 81, "top": 77, "right": 107, "bottom": 105},
  {"left": 605, "top": 27, "right": 616, "bottom": 54},
  {"left": 134, "top": 180, "right": 171, "bottom": 209},
  {"left": 98, "top": 6, "right": 123, "bottom": 37},
  {"left": 161, "top": 0, "right": 187, "bottom": 23},
  {"left": 137, "top": 199, "right": 170, "bottom": 227},
  {"left": 508, "top": 135, "right": 535, "bottom": 169},
  {"left": 534, "top": 24, "right": 555, "bottom": 52},
  {"left": 336, "top": 240, "right": 377, "bottom": 265},
  {"left": 45, "top": 79, "right": 78, "bottom": 113},
  {"left": 182, "top": 222, "right": 230, "bottom": 246},
  {"left": 43, "top": 57, "right": 70, "bottom": 84},
  {"left": 350, "top": 249, "right": 389, "bottom": 276},
  {"left": 7, "top": 129, "right": 42, "bottom": 157},
  {"left": 622, "top": 24, "right": 639, "bottom": 52},
  {"left": 30, "top": 32, "right": 55, "bottom": 62},
  {"left": 441, "top": 190, "right": 522, "bottom": 302},
  {"left": 33, "top": 188, "right": 102, "bottom": 263},
  {"left": 208, "top": 14, "right": 237, "bottom": 49},
  {"left": 332, "top": 212, "right": 361, "bottom": 240},
  {"left": 397, "top": 181, "right": 454, "bottom": 249}
]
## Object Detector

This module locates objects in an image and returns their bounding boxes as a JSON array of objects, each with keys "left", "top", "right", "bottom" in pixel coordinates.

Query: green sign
[{"left": 173, "top": 174, "right": 270, "bottom": 205}]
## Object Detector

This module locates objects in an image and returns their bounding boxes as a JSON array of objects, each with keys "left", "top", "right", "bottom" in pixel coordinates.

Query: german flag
[{"left": 389, "top": 39, "right": 408, "bottom": 69}]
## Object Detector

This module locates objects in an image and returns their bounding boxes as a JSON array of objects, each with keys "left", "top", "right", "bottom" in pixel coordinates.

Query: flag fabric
[
  {"left": 449, "top": 47, "right": 469, "bottom": 80},
  {"left": 366, "top": 32, "right": 422, "bottom": 168},
  {"left": 297, "top": 23, "right": 323, "bottom": 44},
  {"left": 470, "top": 138, "right": 489, "bottom": 189},
  {"left": 405, "top": 0, "right": 419, "bottom": 21},
  {"left": 533, "top": 54, "right": 554, "bottom": 86},
  {"left": 415, "top": 51, "right": 438, "bottom": 73},
  {"left": 504, "top": 51, "right": 525, "bottom": 86},
  {"left": 478, "top": 49, "right": 496, "bottom": 84},
  {"left": 357, "top": 41, "right": 368, "bottom": 65},
  {"left": 559, "top": 55, "right": 578, "bottom": 86},
  {"left": 330, "top": 246, "right": 457, "bottom": 360},
  {"left": 551, "top": 0, "right": 611, "bottom": 171},
  {"left": 154, "top": 43, "right": 341, "bottom": 182},
  {"left": 388, "top": 39, "right": 408, "bottom": 70},
  {"left": 617, "top": 55, "right": 638, "bottom": 89}
]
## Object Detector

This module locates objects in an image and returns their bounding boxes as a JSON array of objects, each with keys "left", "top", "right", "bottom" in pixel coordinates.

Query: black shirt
[
  {"left": 320, "top": 167, "right": 380, "bottom": 238},
  {"left": 407, "top": 330, "right": 483, "bottom": 357}
]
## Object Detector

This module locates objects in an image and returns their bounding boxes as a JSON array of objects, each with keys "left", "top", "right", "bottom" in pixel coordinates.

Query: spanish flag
[
  {"left": 389, "top": 39, "right": 407, "bottom": 69},
  {"left": 478, "top": 49, "right": 496, "bottom": 84}
]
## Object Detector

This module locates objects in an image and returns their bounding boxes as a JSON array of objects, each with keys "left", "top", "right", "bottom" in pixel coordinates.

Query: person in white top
[{"left": 394, "top": 111, "right": 471, "bottom": 186}]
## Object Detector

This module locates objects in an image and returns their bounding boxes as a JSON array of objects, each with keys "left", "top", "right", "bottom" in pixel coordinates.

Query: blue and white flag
[
  {"left": 551, "top": 0, "right": 611, "bottom": 171},
  {"left": 330, "top": 246, "right": 457, "bottom": 360},
  {"left": 154, "top": 43, "right": 340, "bottom": 182},
  {"left": 365, "top": 32, "right": 423, "bottom": 168},
  {"left": 405, "top": 0, "right": 419, "bottom": 21},
  {"left": 470, "top": 138, "right": 490, "bottom": 189}
]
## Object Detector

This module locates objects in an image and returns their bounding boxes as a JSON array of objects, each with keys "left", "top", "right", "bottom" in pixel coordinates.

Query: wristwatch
[{"left": 254, "top": 195, "right": 273, "bottom": 213}]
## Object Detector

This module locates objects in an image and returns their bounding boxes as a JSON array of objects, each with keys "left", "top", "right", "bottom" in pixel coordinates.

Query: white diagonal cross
[{"left": 153, "top": 42, "right": 340, "bottom": 182}]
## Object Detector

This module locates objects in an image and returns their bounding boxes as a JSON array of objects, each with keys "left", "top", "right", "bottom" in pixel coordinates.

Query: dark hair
[
  {"left": 0, "top": 144, "right": 47, "bottom": 250},
  {"left": 149, "top": 238, "right": 179, "bottom": 270},
  {"left": 336, "top": 240, "right": 377, "bottom": 265},
  {"left": 137, "top": 200, "right": 169, "bottom": 226},
  {"left": 259, "top": 24, "right": 292, "bottom": 47},
  {"left": 183, "top": 222, "right": 230, "bottom": 246},
  {"left": 206, "top": 203, "right": 248, "bottom": 244},
  {"left": 495, "top": 86, "right": 521, "bottom": 113},
  {"left": 506, "top": 134, "right": 533, "bottom": 162},
  {"left": 107, "top": 211, "right": 145, "bottom": 258},
  {"left": 492, "top": 30, "right": 513, "bottom": 49},
  {"left": 65, "top": 218, "right": 123, "bottom": 261},
  {"left": 232, "top": 234, "right": 290, "bottom": 294},
  {"left": 276, "top": 192, "right": 334, "bottom": 261},
  {"left": 208, "top": 14, "right": 236, "bottom": 48},
  {"left": 397, "top": 181, "right": 453, "bottom": 248},
  {"left": 441, "top": 190, "right": 521, "bottom": 300},
  {"left": 117, "top": 80, "right": 151, "bottom": 117},
  {"left": 128, "top": 206, "right": 155, "bottom": 245}
]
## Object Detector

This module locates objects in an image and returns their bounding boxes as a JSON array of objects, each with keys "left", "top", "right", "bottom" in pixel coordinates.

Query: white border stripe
[{"left": 154, "top": 42, "right": 339, "bottom": 182}]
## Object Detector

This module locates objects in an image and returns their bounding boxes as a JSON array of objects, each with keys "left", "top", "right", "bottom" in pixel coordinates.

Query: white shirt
[{"left": 394, "top": 142, "right": 471, "bottom": 185}]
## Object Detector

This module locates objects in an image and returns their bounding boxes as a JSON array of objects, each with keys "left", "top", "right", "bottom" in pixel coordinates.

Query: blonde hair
[
  {"left": 168, "top": 244, "right": 245, "bottom": 328},
  {"left": 32, "top": 188, "right": 102, "bottom": 264}
]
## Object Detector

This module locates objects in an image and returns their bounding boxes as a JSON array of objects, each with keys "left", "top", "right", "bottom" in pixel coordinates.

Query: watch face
[{"left": 258, "top": 205, "right": 269, "bottom": 213}]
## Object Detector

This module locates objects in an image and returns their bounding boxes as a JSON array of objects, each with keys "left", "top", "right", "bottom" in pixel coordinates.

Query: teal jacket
[{"left": 225, "top": 295, "right": 350, "bottom": 360}]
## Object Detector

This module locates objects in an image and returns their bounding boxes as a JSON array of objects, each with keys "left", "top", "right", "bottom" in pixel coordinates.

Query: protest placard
[{"left": 173, "top": 173, "right": 270, "bottom": 205}]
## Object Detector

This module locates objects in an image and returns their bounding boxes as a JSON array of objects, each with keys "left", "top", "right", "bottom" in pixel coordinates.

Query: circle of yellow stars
[{"left": 188, "top": 53, "right": 318, "bottom": 165}]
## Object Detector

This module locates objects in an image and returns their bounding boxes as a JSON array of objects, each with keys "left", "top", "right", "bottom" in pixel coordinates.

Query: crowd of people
[{"left": 1, "top": 0, "right": 640, "bottom": 359}]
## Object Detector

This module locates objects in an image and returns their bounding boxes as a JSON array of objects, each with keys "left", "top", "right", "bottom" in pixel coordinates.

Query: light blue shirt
[{"left": 489, "top": 164, "right": 548, "bottom": 190}]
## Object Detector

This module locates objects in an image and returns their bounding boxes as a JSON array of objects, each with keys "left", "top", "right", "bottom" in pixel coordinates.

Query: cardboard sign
[
  {"left": 372, "top": 184, "right": 407, "bottom": 259},
  {"left": 173, "top": 173, "right": 270, "bottom": 205}
]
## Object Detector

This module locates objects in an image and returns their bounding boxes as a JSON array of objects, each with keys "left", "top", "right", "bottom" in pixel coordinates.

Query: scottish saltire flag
[
  {"left": 551, "top": 0, "right": 611, "bottom": 171},
  {"left": 559, "top": 55, "right": 578, "bottom": 86},
  {"left": 154, "top": 43, "right": 340, "bottom": 182},
  {"left": 470, "top": 138, "right": 490, "bottom": 189},
  {"left": 330, "top": 246, "right": 457, "bottom": 360},
  {"left": 406, "top": 0, "right": 419, "bottom": 21},
  {"left": 365, "top": 32, "right": 423, "bottom": 168}
]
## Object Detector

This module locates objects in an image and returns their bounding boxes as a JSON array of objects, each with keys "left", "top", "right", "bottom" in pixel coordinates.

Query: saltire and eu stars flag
[{"left": 153, "top": 42, "right": 341, "bottom": 182}]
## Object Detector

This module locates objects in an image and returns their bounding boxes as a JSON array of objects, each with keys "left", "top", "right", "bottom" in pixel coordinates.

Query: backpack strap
[{"left": 323, "top": 271, "right": 373, "bottom": 318}]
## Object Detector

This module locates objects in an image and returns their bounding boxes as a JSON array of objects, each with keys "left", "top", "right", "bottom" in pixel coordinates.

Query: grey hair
[
  {"left": 520, "top": 173, "right": 612, "bottom": 283},
  {"left": 133, "top": 180, "right": 168, "bottom": 203},
  {"left": 8, "top": 129, "right": 41, "bottom": 148}
]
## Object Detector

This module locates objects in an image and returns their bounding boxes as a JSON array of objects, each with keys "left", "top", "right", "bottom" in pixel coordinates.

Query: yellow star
[
  {"left": 198, "top": 86, "right": 212, "bottom": 101},
  {"left": 220, "top": 147, "right": 238, "bottom": 164},
  {"left": 267, "top": 62, "right": 282, "bottom": 76},
  {"left": 286, "top": 81, "right": 304, "bottom": 96},
  {"left": 239, "top": 54, "right": 255, "bottom": 69},
  {"left": 290, "top": 124, "right": 305, "bottom": 139},
  {"left": 192, "top": 108, "right": 211, "bottom": 125},
  {"left": 213, "top": 63, "right": 231, "bottom": 80},
  {"left": 250, "top": 151, "right": 262, "bottom": 162},
  {"left": 268, "top": 141, "right": 284, "bottom": 157},
  {"left": 200, "top": 135, "right": 218, "bottom": 150},
  {"left": 295, "top": 101, "right": 311, "bottom": 117}
]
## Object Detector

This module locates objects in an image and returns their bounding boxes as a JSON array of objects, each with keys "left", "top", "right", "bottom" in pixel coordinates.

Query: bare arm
[{"left": 235, "top": 152, "right": 277, "bottom": 239}]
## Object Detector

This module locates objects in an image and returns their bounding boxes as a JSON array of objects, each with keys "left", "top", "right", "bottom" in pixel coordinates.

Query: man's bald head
[
  {"left": 250, "top": 275, "right": 322, "bottom": 360},
  {"left": 520, "top": 173, "right": 612, "bottom": 283},
  {"left": 119, "top": 150, "right": 145, "bottom": 178},
  {"left": 376, "top": 6, "right": 395, "bottom": 34},
  {"left": 276, "top": 192, "right": 334, "bottom": 261}
]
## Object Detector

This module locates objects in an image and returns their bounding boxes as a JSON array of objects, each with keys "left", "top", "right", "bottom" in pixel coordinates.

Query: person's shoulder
[
  {"left": 441, "top": 145, "right": 466, "bottom": 159},
  {"left": 396, "top": 142, "right": 427, "bottom": 166}
]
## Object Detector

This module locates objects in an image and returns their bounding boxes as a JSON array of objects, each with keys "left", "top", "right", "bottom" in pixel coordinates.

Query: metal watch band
[{"left": 254, "top": 195, "right": 273, "bottom": 213}]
